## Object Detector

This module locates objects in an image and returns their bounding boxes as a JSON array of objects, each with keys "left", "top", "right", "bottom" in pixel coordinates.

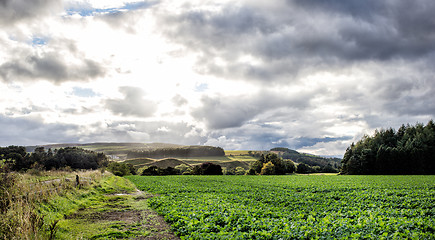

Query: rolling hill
[{"left": 24, "top": 143, "right": 341, "bottom": 172}]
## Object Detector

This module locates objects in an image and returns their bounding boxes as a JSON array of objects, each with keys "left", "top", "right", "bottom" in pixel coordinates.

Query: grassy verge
[
  {"left": 1, "top": 170, "right": 178, "bottom": 239},
  {"left": 44, "top": 176, "right": 148, "bottom": 239}
]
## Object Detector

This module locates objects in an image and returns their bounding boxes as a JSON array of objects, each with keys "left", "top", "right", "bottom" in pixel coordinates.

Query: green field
[{"left": 126, "top": 175, "right": 435, "bottom": 239}]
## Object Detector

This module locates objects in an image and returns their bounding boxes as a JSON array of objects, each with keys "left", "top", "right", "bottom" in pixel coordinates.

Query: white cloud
[{"left": 0, "top": 0, "right": 434, "bottom": 157}]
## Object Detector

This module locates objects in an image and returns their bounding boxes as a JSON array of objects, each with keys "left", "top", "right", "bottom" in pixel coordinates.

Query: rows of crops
[{"left": 126, "top": 175, "right": 435, "bottom": 239}]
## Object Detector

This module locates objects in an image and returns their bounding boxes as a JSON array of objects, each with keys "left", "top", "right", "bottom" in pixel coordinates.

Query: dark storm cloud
[
  {"left": 156, "top": 0, "right": 435, "bottom": 126},
  {"left": 0, "top": 0, "right": 60, "bottom": 25},
  {"left": 104, "top": 86, "right": 157, "bottom": 117},
  {"left": 0, "top": 114, "right": 80, "bottom": 146},
  {"left": 157, "top": 1, "right": 435, "bottom": 82},
  {"left": 192, "top": 91, "right": 311, "bottom": 129},
  {"left": 0, "top": 52, "right": 105, "bottom": 83}
]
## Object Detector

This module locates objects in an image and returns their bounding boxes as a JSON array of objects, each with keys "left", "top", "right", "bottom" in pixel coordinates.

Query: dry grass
[{"left": 0, "top": 169, "right": 105, "bottom": 240}]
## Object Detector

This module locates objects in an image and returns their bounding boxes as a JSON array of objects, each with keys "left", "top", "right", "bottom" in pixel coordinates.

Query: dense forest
[
  {"left": 127, "top": 146, "right": 225, "bottom": 159},
  {"left": 0, "top": 146, "right": 108, "bottom": 171},
  {"left": 341, "top": 120, "right": 435, "bottom": 175}
]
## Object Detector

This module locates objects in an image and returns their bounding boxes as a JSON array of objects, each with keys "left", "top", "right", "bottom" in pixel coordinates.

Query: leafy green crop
[{"left": 126, "top": 175, "right": 435, "bottom": 239}]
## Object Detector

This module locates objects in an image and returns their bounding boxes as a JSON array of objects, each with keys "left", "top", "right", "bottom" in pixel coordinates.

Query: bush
[
  {"left": 107, "top": 162, "right": 136, "bottom": 176},
  {"left": 175, "top": 164, "right": 192, "bottom": 175},
  {"left": 296, "top": 163, "right": 312, "bottom": 174},
  {"left": 141, "top": 166, "right": 159, "bottom": 176},
  {"left": 235, "top": 167, "right": 246, "bottom": 175},
  {"left": 283, "top": 160, "right": 296, "bottom": 174},
  {"left": 140, "top": 166, "right": 181, "bottom": 176},
  {"left": 260, "top": 162, "right": 275, "bottom": 175},
  {"left": 192, "top": 162, "right": 223, "bottom": 175},
  {"left": 249, "top": 153, "right": 295, "bottom": 175}
]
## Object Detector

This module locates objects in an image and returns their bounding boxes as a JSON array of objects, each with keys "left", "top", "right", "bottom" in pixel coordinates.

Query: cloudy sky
[{"left": 1, "top": 0, "right": 434, "bottom": 156}]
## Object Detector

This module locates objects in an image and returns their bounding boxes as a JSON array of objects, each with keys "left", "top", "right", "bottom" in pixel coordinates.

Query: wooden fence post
[{"left": 75, "top": 175, "right": 79, "bottom": 187}]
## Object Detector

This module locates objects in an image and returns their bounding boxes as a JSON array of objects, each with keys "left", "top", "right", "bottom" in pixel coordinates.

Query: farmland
[{"left": 126, "top": 175, "right": 435, "bottom": 239}]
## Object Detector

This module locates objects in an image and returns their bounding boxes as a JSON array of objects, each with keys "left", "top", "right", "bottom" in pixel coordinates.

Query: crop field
[{"left": 126, "top": 175, "right": 435, "bottom": 239}]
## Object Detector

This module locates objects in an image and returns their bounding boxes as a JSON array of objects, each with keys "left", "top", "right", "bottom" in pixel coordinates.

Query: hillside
[
  {"left": 23, "top": 143, "right": 340, "bottom": 172},
  {"left": 143, "top": 158, "right": 191, "bottom": 169},
  {"left": 270, "top": 147, "right": 341, "bottom": 170},
  {"left": 26, "top": 142, "right": 216, "bottom": 159}
]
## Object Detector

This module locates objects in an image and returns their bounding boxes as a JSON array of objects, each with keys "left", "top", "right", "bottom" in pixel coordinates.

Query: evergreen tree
[{"left": 341, "top": 120, "right": 435, "bottom": 174}]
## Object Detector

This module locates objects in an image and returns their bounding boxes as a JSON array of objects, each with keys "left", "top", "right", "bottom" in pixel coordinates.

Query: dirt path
[
  {"left": 65, "top": 189, "right": 180, "bottom": 239},
  {"left": 123, "top": 190, "right": 180, "bottom": 240}
]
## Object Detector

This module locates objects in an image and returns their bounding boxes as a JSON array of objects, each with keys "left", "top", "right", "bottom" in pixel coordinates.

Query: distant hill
[
  {"left": 143, "top": 158, "right": 191, "bottom": 169},
  {"left": 27, "top": 142, "right": 190, "bottom": 156},
  {"left": 122, "top": 157, "right": 190, "bottom": 169},
  {"left": 127, "top": 145, "right": 225, "bottom": 159},
  {"left": 270, "top": 147, "right": 341, "bottom": 170},
  {"left": 24, "top": 142, "right": 340, "bottom": 172},
  {"left": 122, "top": 157, "right": 155, "bottom": 166},
  {"left": 218, "top": 160, "right": 250, "bottom": 170}
]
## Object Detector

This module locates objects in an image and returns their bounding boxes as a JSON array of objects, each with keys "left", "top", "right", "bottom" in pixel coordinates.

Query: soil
[{"left": 65, "top": 190, "right": 180, "bottom": 240}]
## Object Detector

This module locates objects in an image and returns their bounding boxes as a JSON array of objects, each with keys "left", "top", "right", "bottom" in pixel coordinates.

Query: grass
[
  {"left": 1, "top": 170, "right": 105, "bottom": 240},
  {"left": 52, "top": 192, "right": 152, "bottom": 239},
  {"left": 37, "top": 174, "right": 149, "bottom": 239},
  {"left": 1, "top": 170, "right": 177, "bottom": 239}
]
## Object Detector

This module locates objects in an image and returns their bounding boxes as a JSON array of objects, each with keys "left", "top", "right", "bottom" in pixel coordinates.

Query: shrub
[
  {"left": 107, "top": 162, "right": 136, "bottom": 176},
  {"left": 235, "top": 167, "right": 247, "bottom": 175},
  {"left": 141, "top": 166, "right": 159, "bottom": 176},
  {"left": 260, "top": 162, "right": 275, "bottom": 175},
  {"left": 192, "top": 162, "right": 223, "bottom": 175},
  {"left": 249, "top": 153, "right": 295, "bottom": 175},
  {"left": 283, "top": 160, "right": 296, "bottom": 174},
  {"left": 175, "top": 164, "right": 192, "bottom": 175},
  {"left": 140, "top": 166, "right": 181, "bottom": 176},
  {"left": 296, "top": 163, "right": 312, "bottom": 174}
]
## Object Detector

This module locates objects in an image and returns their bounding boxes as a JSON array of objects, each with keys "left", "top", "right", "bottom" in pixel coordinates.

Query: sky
[{"left": 1, "top": 0, "right": 434, "bottom": 157}]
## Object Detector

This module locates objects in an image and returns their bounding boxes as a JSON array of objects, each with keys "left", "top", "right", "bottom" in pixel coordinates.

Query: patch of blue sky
[
  {"left": 123, "top": 1, "right": 158, "bottom": 10},
  {"left": 72, "top": 87, "right": 98, "bottom": 98},
  {"left": 31, "top": 37, "right": 48, "bottom": 46},
  {"left": 66, "top": 1, "right": 158, "bottom": 17},
  {"left": 194, "top": 83, "right": 209, "bottom": 92}
]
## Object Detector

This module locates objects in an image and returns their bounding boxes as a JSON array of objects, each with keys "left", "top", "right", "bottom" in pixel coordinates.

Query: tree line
[
  {"left": 0, "top": 146, "right": 108, "bottom": 172},
  {"left": 127, "top": 146, "right": 225, "bottom": 159},
  {"left": 341, "top": 120, "right": 435, "bottom": 174}
]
